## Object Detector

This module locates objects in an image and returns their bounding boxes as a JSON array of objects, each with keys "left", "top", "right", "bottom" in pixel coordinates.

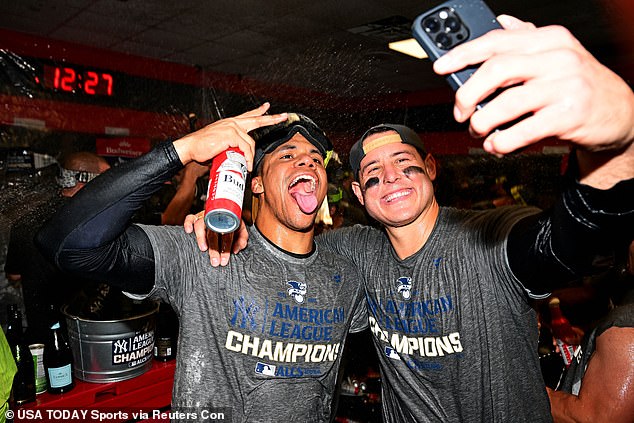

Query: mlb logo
[
  {"left": 385, "top": 347, "right": 401, "bottom": 360},
  {"left": 255, "top": 362, "right": 276, "bottom": 376}
]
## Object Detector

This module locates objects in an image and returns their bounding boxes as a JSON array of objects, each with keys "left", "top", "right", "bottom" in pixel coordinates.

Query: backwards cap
[
  {"left": 250, "top": 113, "right": 332, "bottom": 173},
  {"left": 349, "top": 124, "right": 426, "bottom": 180}
]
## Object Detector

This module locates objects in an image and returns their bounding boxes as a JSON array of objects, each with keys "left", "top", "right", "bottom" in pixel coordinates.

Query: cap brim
[{"left": 349, "top": 124, "right": 425, "bottom": 179}]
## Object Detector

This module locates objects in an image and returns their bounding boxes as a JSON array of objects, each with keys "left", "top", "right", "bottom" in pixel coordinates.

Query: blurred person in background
[
  {"left": 547, "top": 240, "right": 634, "bottom": 423},
  {"left": 4, "top": 151, "right": 110, "bottom": 343},
  {"left": 160, "top": 161, "right": 209, "bottom": 225}
]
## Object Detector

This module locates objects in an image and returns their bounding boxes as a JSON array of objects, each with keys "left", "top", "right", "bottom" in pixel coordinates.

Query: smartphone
[{"left": 412, "top": 0, "right": 502, "bottom": 95}]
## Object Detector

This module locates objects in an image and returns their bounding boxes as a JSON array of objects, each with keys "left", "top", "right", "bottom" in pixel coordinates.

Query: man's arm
[
  {"left": 35, "top": 142, "right": 184, "bottom": 294},
  {"left": 506, "top": 175, "right": 633, "bottom": 295},
  {"left": 161, "top": 161, "right": 208, "bottom": 225},
  {"left": 547, "top": 326, "right": 634, "bottom": 423},
  {"left": 36, "top": 104, "right": 288, "bottom": 291},
  {"left": 433, "top": 16, "right": 634, "bottom": 293}
]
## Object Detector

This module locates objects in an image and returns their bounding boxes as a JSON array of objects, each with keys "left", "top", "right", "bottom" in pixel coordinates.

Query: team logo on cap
[
  {"left": 287, "top": 281, "right": 307, "bottom": 303},
  {"left": 396, "top": 276, "right": 413, "bottom": 300}
]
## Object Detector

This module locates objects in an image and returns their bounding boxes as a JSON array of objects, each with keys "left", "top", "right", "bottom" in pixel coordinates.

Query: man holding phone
[
  {"left": 325, "top": 15, "right": 633, "bottom": 422},
  {"left": 189, "top": 14, "right": 634, "bottom": 423},
  {"left": 325, "top": 14, "right": 633, "bottom": 422}
]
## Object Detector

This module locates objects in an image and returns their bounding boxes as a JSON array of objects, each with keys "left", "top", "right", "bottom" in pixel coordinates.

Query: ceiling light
[
  {"left": 348, "top": 16, "right": 412, "bottom": 41},
  {"left": 388, "top": 38, "right": 428, "bottom": 59}
]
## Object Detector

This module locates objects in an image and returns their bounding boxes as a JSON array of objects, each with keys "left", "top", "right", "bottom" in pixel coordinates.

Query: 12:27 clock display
[{"left": 43, "top": 65, "right": 114, "bottom": 96}]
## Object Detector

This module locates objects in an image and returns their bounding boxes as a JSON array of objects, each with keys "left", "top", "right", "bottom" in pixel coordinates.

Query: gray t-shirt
[
  {"left": 138, "top": 224, "right": 367, "bottom": 422},
  {"left": 318, "top": 206, "right": 551, "bottom": 423}
]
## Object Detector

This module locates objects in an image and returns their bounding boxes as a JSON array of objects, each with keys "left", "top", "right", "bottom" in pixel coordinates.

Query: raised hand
[
  {"left": 434, "top": 15, "right": 634, "bottom": 161},
  {"left": 173, "top": 103, "right": 288, "bottom": 171}
]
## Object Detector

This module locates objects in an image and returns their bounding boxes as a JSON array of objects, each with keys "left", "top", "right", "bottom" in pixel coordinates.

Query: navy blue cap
[{"left": 349, "top": 124, "right": 426, "bottom": 180}]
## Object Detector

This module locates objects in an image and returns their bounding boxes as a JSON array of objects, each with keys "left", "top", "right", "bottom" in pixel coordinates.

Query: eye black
[{"left": 364, "top": 177, "right": 380, "bottom": 190}]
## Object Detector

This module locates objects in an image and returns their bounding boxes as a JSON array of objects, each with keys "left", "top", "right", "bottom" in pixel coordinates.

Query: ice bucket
[{"left": 62, "top": 300, "right": 159, "bottom": 383}]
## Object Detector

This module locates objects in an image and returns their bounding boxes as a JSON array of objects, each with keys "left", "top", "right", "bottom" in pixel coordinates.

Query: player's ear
[
  {"left": 351, "top": 181, "right": 365, "bottom": 205},
  {"left": 252, "top": 176, "right": 264, "bottom": 194},
  {"left": 424, "top": 153, "right": 437, "bottom": 181}
]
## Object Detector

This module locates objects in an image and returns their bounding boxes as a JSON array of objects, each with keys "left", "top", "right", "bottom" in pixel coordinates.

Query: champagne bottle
[
  {"left": 548, "top": 297, "right": 580, "bottom": 367},
  {"left": 44, "top": 305, "right": 75, "bottom": 394},
  {"left": 154, "top": 302, "right": 178, "bottom": 361},
  {"left": 537, "top": 322, "right": 565, "bottom": 389},
  {"left": 6, "top": 304, "right": 36, "bottom": 405}
]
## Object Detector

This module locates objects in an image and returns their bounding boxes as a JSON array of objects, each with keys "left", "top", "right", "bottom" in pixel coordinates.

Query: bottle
[
  {"left": 537, "top": 321, "right": 565, "bottom": 389},
  {"left": 204, "top": 147, "right": 247, "bottom": 234},
  {"left": 6, "top": 304, "right": 36, "bottom": 405},
  {"left": 75, "top": 282, "right": 114, "bottom": 320},
  {"left": 548, "top": 297, "right": 580, "bottom": 367},
  {"left": 44, "top": 305, "right": 75, "bottom": 394},
  {"left": 154, "top": 303, "right": 178, "bottom": 361}
]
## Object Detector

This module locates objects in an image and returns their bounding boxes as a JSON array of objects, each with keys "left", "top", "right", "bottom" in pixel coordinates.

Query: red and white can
[{"left": 204, "top": 147, "right": 247, "bottom": 233}]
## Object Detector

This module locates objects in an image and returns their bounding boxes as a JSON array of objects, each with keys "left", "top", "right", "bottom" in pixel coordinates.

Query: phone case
[{"left": 412, "top": 0, "right": 501, "bottom": 91}]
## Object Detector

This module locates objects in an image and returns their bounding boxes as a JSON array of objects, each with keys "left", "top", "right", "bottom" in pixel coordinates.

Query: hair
[
  {"left": 253, "top": 160, "right": 264, "bottom": 177},
  {"left": 62, "top": 151, "right": 109, "bottom": 174}
]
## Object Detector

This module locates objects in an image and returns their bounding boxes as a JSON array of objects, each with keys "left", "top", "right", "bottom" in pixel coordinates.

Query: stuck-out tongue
[
  {"left": 289, "top": 181, "right": 319, "bottom": 213},
  {"left": 291, "top": 192, "right": 318, "bottom": 213}
]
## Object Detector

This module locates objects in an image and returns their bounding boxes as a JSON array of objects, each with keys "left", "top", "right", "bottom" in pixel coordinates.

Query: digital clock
[{"left": 43, "top": 65, "right": 114, "bottom": 96}]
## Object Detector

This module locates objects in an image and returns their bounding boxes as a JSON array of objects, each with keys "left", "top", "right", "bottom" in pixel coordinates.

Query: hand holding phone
[{"left": 412, "top": 0, "right": 502, "bottom": 103}]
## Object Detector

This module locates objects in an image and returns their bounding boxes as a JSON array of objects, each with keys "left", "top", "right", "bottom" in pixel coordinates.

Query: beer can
[
  {"left": 29, "top": 343, "right": 47, "bottom": 394},
  {"left": 204, "top": 147, "right": 247, "bottom": 233}
]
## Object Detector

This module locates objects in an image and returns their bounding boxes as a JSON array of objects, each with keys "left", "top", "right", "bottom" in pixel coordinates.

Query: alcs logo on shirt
[
  {"left": 287, "top": 281, "right": 307, "bottom": 303},
  {"left": 396, "top": 276, "right": 413, "bottom": 300}
]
